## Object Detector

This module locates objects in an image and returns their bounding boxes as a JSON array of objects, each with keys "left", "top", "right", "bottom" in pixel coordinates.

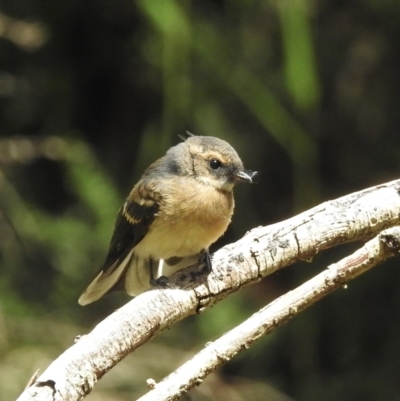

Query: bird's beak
[{"left": 235, "top": 169, "right": 258, "bottom": 183}]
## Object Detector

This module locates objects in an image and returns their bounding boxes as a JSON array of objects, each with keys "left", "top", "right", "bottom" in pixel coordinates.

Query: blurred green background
[{"left": 2, "top": 0, "right": 400, "bottom": 400}]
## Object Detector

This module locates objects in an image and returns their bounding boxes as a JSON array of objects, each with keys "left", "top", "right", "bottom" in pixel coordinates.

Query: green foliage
[{"left": 1, "top": 0, "right": 400, "bottom": 400}]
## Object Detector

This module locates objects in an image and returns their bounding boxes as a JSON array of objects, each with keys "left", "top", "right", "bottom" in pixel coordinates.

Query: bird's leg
[
  {"left": 199, "top": 249, "right": 212, "bottom": 273},
  {"left": 149, "top": 258, "right": 170, "bottom": 288}
]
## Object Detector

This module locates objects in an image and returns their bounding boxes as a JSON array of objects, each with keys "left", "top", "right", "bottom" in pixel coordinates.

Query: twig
[{"left": 137, "top": 226, "right": 400, "bottom": 401}]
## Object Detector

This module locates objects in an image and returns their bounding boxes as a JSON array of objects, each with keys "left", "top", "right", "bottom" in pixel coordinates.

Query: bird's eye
[{"left": 209, "top": 159, "right": 222, "bottom": 170}]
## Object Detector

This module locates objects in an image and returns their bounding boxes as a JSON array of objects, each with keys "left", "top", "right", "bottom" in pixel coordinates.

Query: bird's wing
[
  {"left": 78, "top": 185, "right": 160, "bottom": 305},
  {"left": 104, "top": 197, "right": 159, "bottom": 271}
]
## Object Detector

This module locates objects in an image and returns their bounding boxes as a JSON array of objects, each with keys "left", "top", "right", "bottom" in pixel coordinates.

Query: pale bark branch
[
  {"left": 137, "top": 226, "right": 400, "bottom": 401},
  {"left": 16, "top": 179, "right": 400, "bottom": 401}
]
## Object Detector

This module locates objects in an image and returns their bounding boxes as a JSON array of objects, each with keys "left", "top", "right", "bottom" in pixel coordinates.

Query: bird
[{"left": 78, "top": 134, "right": 257, "bottom": 305}]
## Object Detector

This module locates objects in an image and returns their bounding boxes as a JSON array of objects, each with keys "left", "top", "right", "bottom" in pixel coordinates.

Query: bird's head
[{"left": 167, "top": 135, "right": 258, "bottom": 192}]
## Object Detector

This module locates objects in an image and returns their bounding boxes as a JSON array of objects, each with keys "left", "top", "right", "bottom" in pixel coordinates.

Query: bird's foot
[{"left": 150, "top": 275, "right": 170, "bottom": 288}]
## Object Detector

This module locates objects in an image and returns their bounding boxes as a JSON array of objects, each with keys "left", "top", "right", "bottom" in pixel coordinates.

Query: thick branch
[
  {"left": 17, "top": 179, "right": 400, "bottom": 401},
  {"left": 137, "top": 226, "right": 400, "bottom": 401}
]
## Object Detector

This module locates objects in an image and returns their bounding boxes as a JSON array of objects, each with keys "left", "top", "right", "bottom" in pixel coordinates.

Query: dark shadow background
[{"left": 1, "top": 1, "right": 400, "bottom": 400}]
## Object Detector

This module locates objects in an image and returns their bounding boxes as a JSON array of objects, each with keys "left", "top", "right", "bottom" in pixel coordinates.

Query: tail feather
[{"left": 78, "top": 250, "right": 135, "bottom": 305}]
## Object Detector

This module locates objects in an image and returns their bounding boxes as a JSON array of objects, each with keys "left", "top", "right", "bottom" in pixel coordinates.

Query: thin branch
[
  {"left": 16, "top": 179, "right": 400, "bottom": 401},
  {"left": 137, "top": 226, "right": 400, "bottom": 401}
]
